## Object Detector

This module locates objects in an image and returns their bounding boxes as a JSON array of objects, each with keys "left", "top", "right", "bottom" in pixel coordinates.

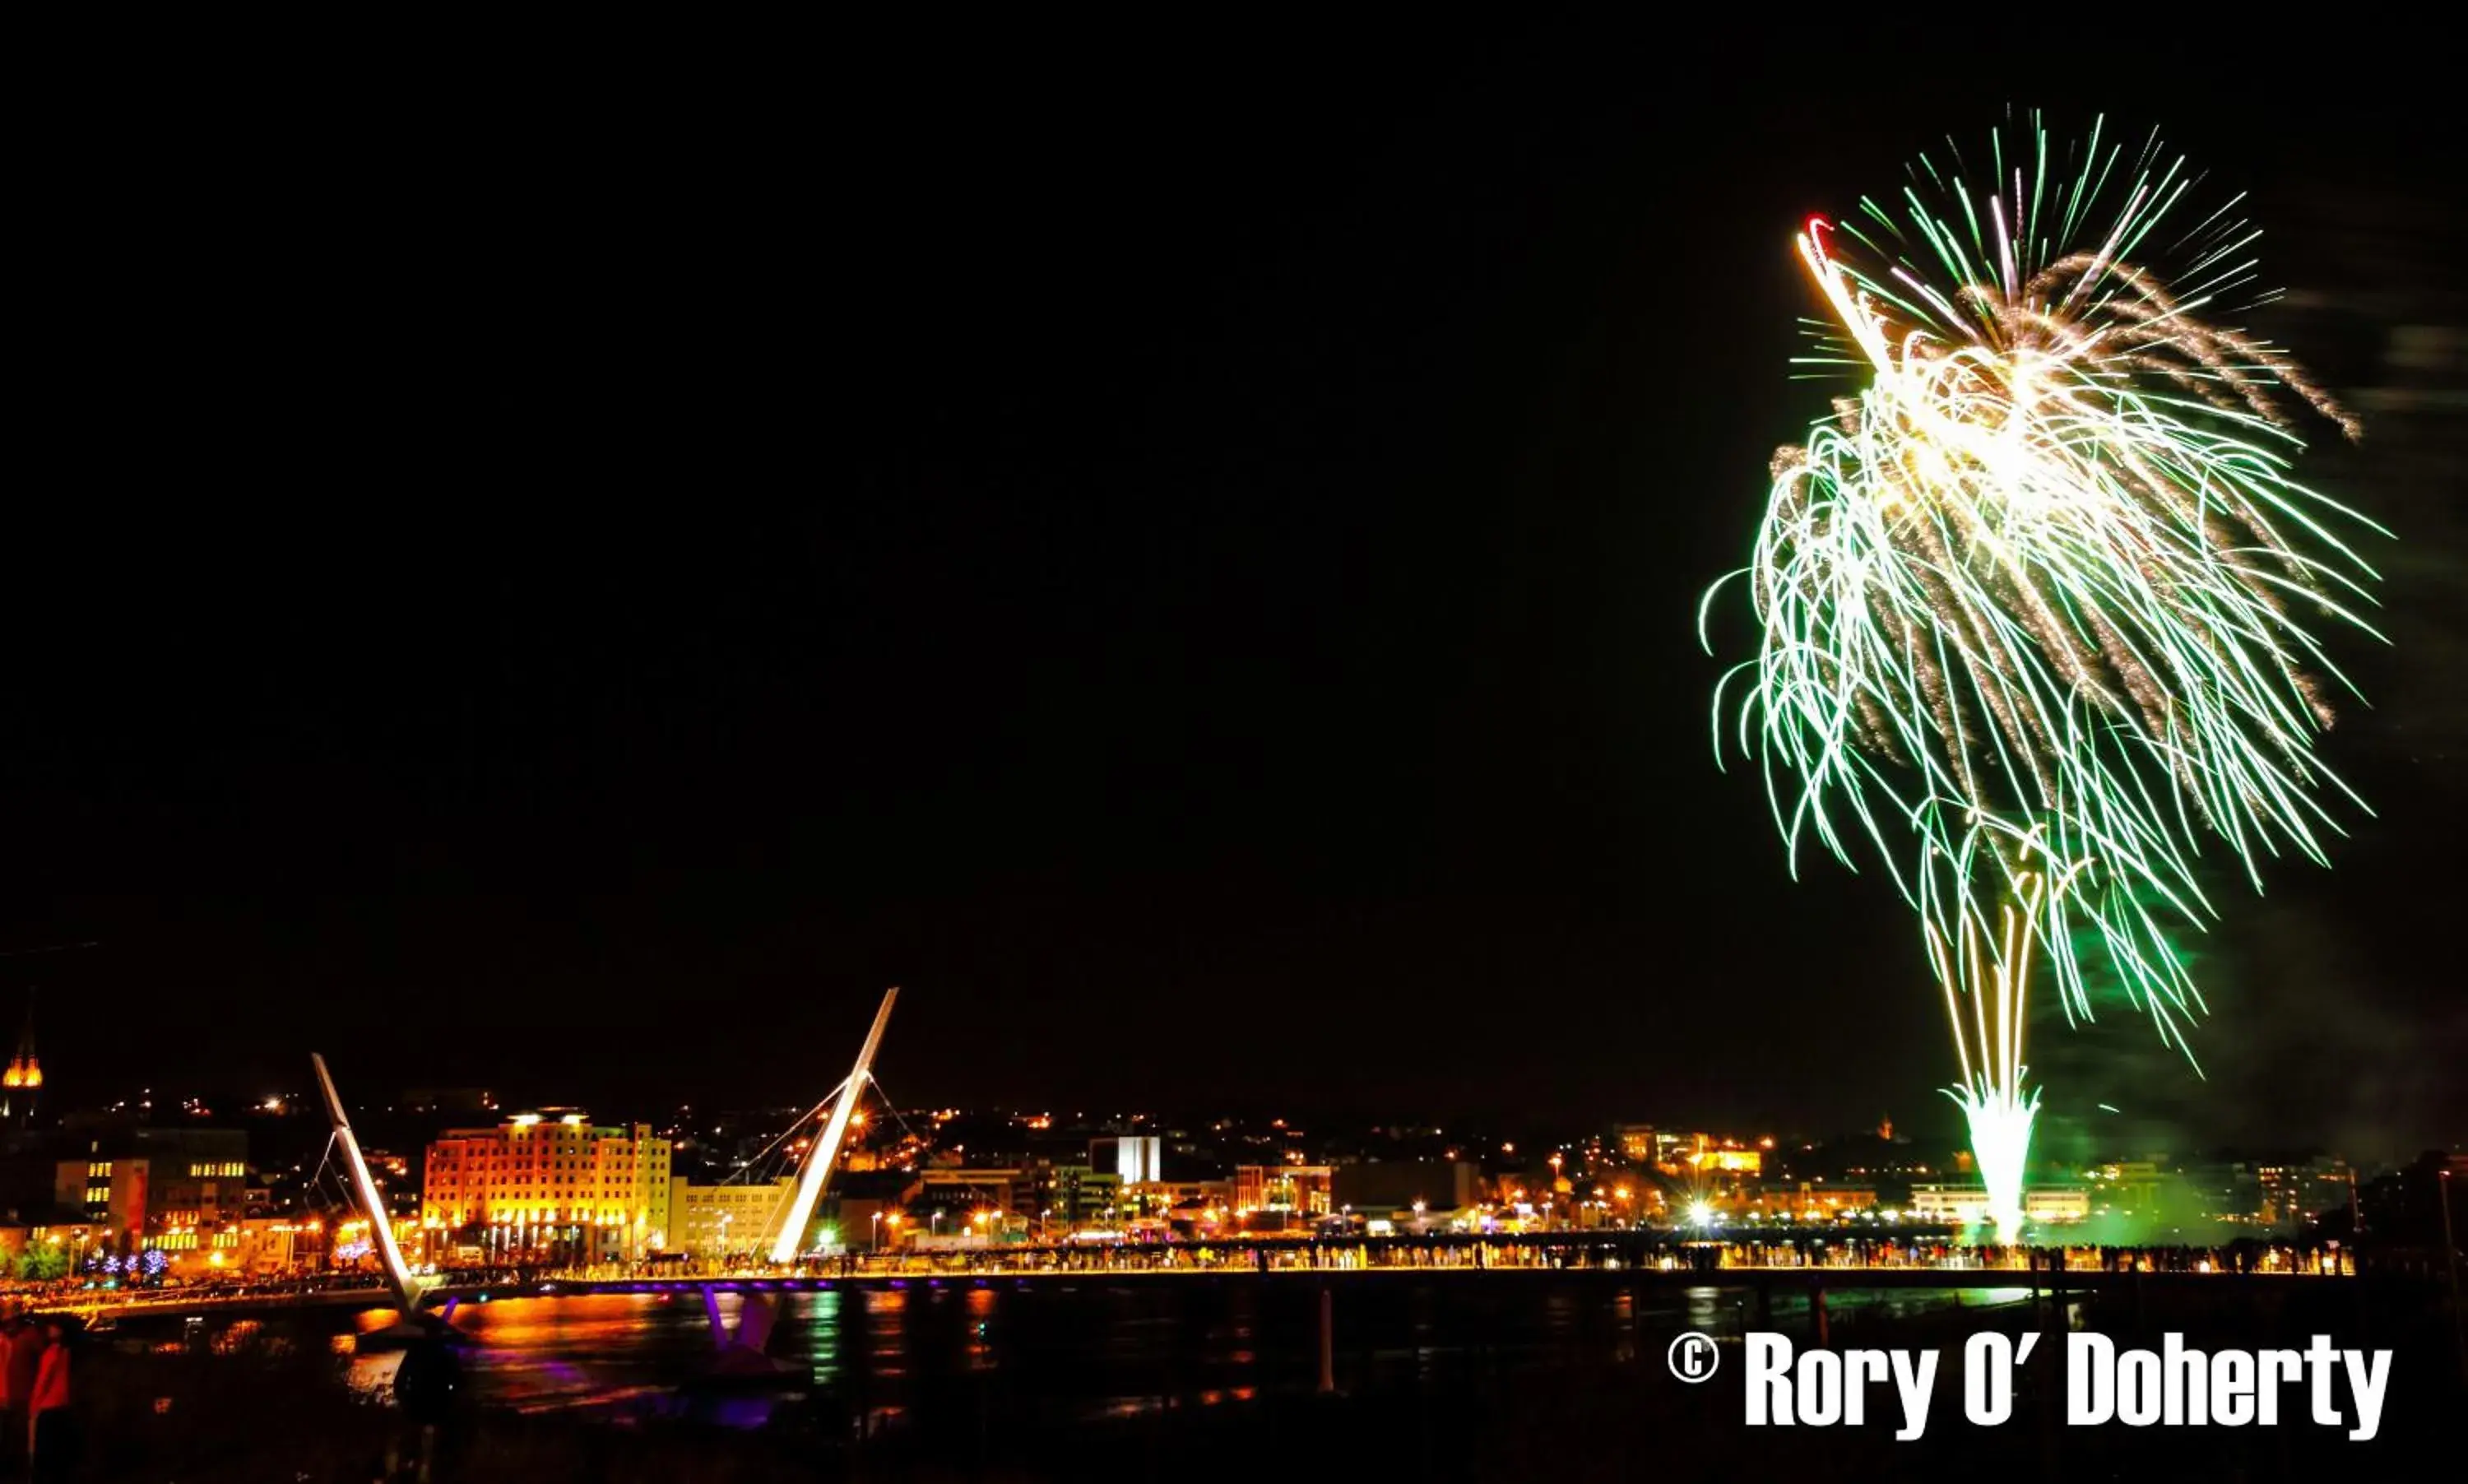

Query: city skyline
[{"left": 11, "top": 1055, "right": 2444, "bottom": 1185}]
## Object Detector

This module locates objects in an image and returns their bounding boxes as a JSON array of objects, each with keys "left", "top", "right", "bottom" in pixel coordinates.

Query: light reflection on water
[{"left": 315, "top": 1282, "right": 2008, "bottom": 1430}]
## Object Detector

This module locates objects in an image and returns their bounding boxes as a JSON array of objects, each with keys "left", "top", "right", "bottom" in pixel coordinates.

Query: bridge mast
[
  {"left": 767, "top": 986, "right": 898, "bottom": 1264},
  {"left": 312, "top": 1053, "right": 422, "bottom": 1312}
]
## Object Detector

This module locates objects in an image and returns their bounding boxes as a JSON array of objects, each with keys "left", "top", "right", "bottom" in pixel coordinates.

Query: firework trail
[{"left": 1702, "top": 112, "right": 2387, "bottom": 1241}]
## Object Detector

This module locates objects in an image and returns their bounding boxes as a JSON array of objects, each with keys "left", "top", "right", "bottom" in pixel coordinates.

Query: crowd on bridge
[
  {"left": 478, "top": 1234, "right": 2358, "bottom": 1287},
  {"left": 32, "top": 1233, "right": 2365, "bottom": 1322}
]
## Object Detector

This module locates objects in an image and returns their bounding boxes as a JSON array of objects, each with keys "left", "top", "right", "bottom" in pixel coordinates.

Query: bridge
[
  {"left": 271, "top": 988, "right": 903, "bottom": 1361},
  {"left": 63, "top": 1228, "right": 2358, "bottom": 1328}
]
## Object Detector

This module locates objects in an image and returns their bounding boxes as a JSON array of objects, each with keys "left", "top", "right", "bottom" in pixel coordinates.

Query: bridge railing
[
  {"left": 503, "top": 1232, "right": 2356, "bottom": 1284},
  {"left": 30, "top": 1233, "right": 2363, "bottom": 1315}
]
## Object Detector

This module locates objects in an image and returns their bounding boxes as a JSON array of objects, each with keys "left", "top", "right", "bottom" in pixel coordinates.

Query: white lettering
[
  {"left": 1798, "top": 1349, "right": 1843, "bottom": 1426},
  {"left": 1889, "top": 1348, "right": 1937, "bottom": 1441},
  {"left": 2341, "top": 1349, "right": 2390, "bottom": 1442},
  {"left": 1746, "top": 1333, "right": 1793, "bottom": 1426},
  {"left": 2306, "top": 1335, "right": 2340, "bottom": 1430},
  {"left": 1843, "top": 1350, "right": 1886, "bottom": 1427},
  {"left": 2068, "top": 1333, "right": 2113, "bottom": 1426},
  {"left": 1965, "top": 1333, "right": 2015, "bottom": 1426},
  {"left": 2116, "top": 1350, "right": 2161, "bottom": 1426},
  {"left": 1732, "top": 1332, "right": 2392, "bottom": 1437},
  {"left": 2059, "top": 1334, "right": 2388, "bottom": 1436},
  {"left": 2210, "top": 1350, "right": 2255, "bottom": 1426},
  {"left": 1740, "top": 1335, "right": 1937, "bottom": 1438},
  {"left": 2161, "top": 1333, "right": 2203, "bottom": 1425},
  {"left": 2257, "top": 1349, "right": 2301, "bottom": 1425}
]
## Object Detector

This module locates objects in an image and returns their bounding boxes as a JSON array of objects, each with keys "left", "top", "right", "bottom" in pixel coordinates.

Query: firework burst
[{"left": 1703, "top": 113, "right": 2387, "bottom": 1242}]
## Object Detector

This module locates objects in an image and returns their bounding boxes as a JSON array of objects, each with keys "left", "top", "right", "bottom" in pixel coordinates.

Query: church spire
[{"left": 1, "top": 1005, "right": 39, "bottom": 1121}]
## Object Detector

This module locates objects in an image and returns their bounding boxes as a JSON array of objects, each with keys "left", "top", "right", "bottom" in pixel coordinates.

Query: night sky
[{"left": 10, "top": 51, "right": 2463, "bottom": 1154}]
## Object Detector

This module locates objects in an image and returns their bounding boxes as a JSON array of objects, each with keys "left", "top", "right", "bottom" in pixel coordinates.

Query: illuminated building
[
  {"left": 1909, "top": 1185, "right": 2088, "bottom": 1224},
  {"left": 421, "top": 1112, "right": 672, "bottom": 1262},
  {"left": 1644, "top": 1133, "right": 1768, "bottom": 1179},
  {"left": 667, "top": 1177, "right": 796, "bottom": 1258},
  {"left": 2028, "top": 1188, "right": 2090, "bottom": 1222},
  {"left": 1136, "top": 1179, "right": 1231, "bottom": 1222},
  {"left": 1036, "top": 1165, "right": 1118, "bottom": 1227},
  {"left": 1613, "top": 1125, "right": 1659, "bottom": 1164},
  {"left": 1090, "top": 1135, "right": 1162, "bottom": 1183},
  {"left": 1, "top": 1011, "right": 39, "bottom": 1126},
  {"left": 1771, "top": 1184, "right": 1878, "bottom": 1220},
  {"left": 1090, "top": 1137, "right": 1198, "bottom": 1219},
  {"left": 1691, "top": 1148, "right": 1762, "bottom": 1175},
  {"left": 1233, "top": 1165, "right": 1333, "bottom": 1227},
  {"left": 52, "top": 1129, "right": 249, "bottom": 1257},
  {"left": 2252, "top": 1158, "right": 2354, "bottom": 1231},
  {"left": 916, "top": 1166, "right": 1031, "bottom": 1211}
]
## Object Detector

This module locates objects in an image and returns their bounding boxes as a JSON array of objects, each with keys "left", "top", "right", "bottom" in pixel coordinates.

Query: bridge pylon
[
  {"left": 312, "top": 1053, "right": 425, "bottom": 1315},
  {"left": 764, "top": 986, "right": 898, "bottom": 1264}
]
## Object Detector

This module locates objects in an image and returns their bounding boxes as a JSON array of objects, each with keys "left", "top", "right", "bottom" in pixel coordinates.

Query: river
[{"left": 328, "top": 1276, "right": 2030, "bottom": 1426}]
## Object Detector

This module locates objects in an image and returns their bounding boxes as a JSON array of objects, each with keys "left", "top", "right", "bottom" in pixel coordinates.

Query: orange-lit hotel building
[{"left": 420, "top": 1111, "right": 671, "bottom": 1263}]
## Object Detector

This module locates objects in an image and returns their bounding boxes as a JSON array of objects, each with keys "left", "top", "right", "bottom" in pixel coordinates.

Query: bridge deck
[{"left": 56, "top": 1255, "right": 2354, "bottom": 1324}]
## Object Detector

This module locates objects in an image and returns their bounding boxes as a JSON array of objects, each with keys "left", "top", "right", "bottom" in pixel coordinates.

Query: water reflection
[
  {"left": 797, "top": 1288, "right": 842, "bottom": 1386},
  {"left": 290, "top": 1282, "right": 2012, "bottom": 1433}
]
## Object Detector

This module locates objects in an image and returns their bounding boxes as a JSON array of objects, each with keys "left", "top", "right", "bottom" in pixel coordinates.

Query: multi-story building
[
  {"left": 2252, "top": 1157, "right": 2355, "bottom": 1231},
  {"left": 1233, "top": 1164, "right": 1334, "bottom": 1226},
  {"left": 1035, "top": 1165, "right": 1119, "bottom": 1228},
  {"left": 421, "top": 1111, "right": 671, "bottom": 1263},
  {"left": 1613, "top": 1125, "right": 1658, "bottom": 1165},
  {"left": 1131, "top": 1178, "right": 1231, "bottom": 1223},
  {"left": 53, "top": 1128, "right": 250, "bottom": 1258},
  {"left": 1909, "top": 1185, "right": 2089, "bottom": 1224},
  {"left": 1090, "top": 1135, "right": 1162, "bottom": 1183},
  {"left": 1673, "top": 1136, "right": 1762, "bottom": 1177},
  {"left": 914, "top": 1166, "right": 1033, "bottom": 1224},
  {"left": 666, "top": 1177, "right": 796, "bottom": 1259},
  {"left": 1770, "top": 1183, "right": 1879, "bottom": 1220}
]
